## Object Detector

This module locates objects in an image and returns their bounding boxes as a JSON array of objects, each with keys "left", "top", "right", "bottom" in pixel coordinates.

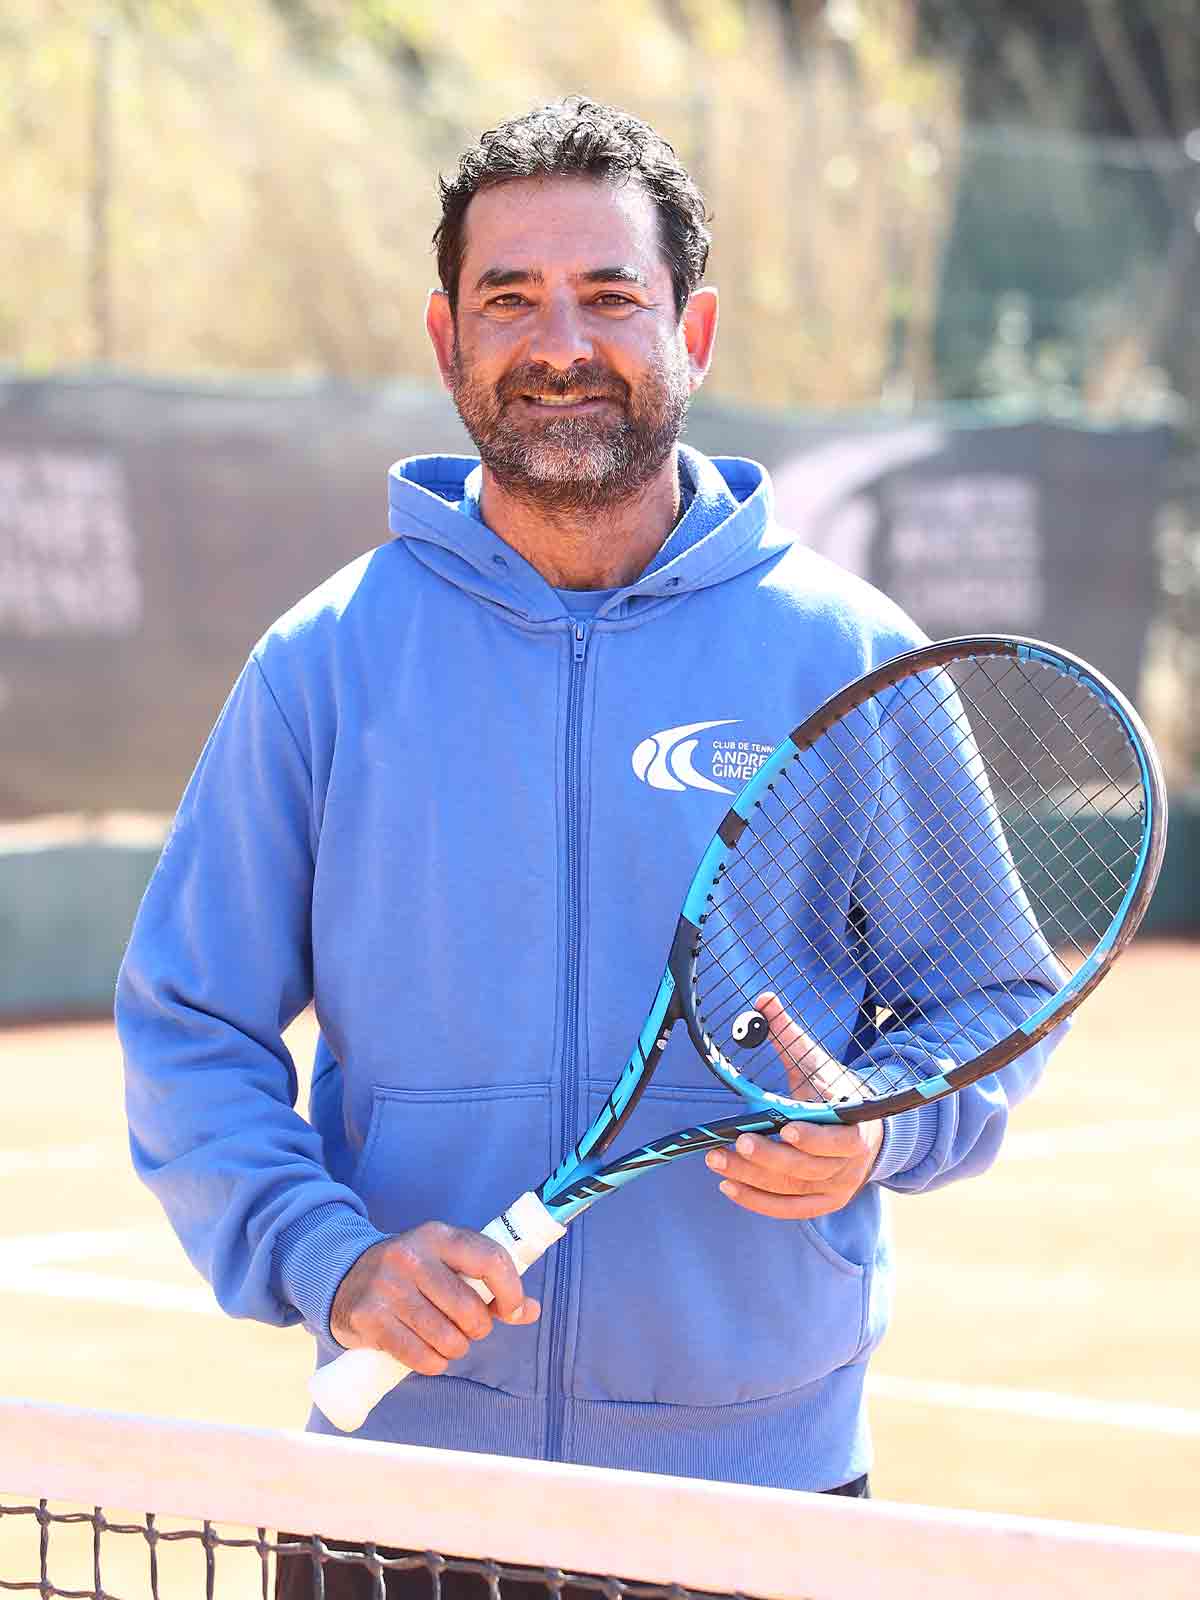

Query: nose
[{"left": 525, "top": 291, "right": 594, "bottom": 372}]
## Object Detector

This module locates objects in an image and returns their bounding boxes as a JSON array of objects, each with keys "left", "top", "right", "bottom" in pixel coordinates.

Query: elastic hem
[
  {"left": 304, "top": 1355, "right": 871, "bottom": 1492},
  {"left": 274, "top": 1202, "right": 389, "bottom": 1342},
  {"left": 871, "top": 1101, "right": 939, "bottom": 1182}
]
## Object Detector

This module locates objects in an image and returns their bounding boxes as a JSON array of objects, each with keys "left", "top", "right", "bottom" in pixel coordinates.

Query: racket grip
[{"left": 308, "top": 1190, "right": 565, "bottom": 1433}]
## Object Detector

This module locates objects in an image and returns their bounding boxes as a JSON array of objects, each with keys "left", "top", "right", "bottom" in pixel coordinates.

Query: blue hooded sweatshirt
[{"left": 116, "top": 446, "right": 1053, "bottom": 1491}]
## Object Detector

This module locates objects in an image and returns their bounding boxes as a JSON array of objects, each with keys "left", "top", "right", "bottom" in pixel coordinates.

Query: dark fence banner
[
  {"left": 0, "top": 374, "right": 1173, "bottom": 819},
  {"left": 757, "top": 418, "right": 1172, "bottom": 703}
]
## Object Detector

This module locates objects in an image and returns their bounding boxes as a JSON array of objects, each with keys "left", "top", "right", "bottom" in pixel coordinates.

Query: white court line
[
  {"left": 1002, "top": 1120, "right": 1197, "bottom": 1161},
  {"left": 6, "top": 1227, "right": 1198, "bottom": 1441},
  {"left": 0, "top": 1143, "right": 118, "bottom": 1177},
  {"left": 0, "top": 1225, "right": 164, "bottom": 1268},
  {"left": 867, "top": 1375, "right": 1200, "bottom": 1438},
  {"left": 8, "top": 1267, "right": 219, "bottom": 1315},
  {"left": 2, "top": 1224, "right": 218, "bottom": 1315}
]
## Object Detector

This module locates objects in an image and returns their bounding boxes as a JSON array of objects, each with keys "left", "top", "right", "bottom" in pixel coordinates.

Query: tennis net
[{"left": 2, "top": 1399, "right": 1199, "bottom": 1600}]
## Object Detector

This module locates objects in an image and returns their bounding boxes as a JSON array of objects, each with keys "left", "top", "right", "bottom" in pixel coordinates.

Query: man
[{"left": 116, "top": 96, "right": 1054, "bottom": 1565}]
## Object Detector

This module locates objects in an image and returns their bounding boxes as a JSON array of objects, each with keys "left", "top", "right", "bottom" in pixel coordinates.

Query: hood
[{"left": 385, "top": 444, "right": 791, "bottom": 622}]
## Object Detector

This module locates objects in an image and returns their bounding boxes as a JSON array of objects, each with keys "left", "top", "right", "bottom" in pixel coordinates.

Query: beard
[{"left": 448, "top": 342, "right": 690, "bottom": 515}]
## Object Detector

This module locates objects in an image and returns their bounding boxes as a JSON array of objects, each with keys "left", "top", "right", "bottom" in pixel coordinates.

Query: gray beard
[{"left": 449, "top": 353, "right": 690, "bottom": 516}]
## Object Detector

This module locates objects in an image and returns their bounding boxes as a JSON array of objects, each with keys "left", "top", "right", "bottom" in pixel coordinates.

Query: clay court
[{"left": 2, "top": 939, "right": 1197, "bottom": 1539}]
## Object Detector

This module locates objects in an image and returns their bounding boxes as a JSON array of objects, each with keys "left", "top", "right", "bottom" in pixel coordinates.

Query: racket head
[{"left": 666, "top": 635, "right": 1167, "bottom": 1124}]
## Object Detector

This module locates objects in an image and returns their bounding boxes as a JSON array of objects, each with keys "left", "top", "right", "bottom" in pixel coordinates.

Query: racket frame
[
  {"left": 537, "top": 634, "right": 1167, "bottom": 1225},
  {"left": 311, "top": 633, "right": 1167, "bottom": 1430}
]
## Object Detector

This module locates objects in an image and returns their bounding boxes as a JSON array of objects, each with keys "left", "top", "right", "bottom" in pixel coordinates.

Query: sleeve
[
  {"left": 115, "top": 655, "right": 388, "bottom": 1340},
  {"left": 846, "top": 672, "right": 1069, "bottom": 1192}
]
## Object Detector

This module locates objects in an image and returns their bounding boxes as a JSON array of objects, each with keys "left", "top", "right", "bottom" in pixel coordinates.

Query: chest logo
[{"left": 631, "top": 720, "right": 738, "bottom": 795}]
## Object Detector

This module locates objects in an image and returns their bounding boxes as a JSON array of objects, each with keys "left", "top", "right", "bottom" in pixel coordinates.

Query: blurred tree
[
  {"left": 0, "top": 0, "right": 961, "bottom": 410},
  {"left": 913, "top": 1, "right": 1199, "bottom": 424},
  {"left": 915, "top": 1, "right": 1200, "bottom": 784},
  {"left": 4, "top": 1, "right": 1192, "bottom": 421},
  {"left": 692, "top": 0, "right": 962, "bottom": 409},
  {"left": 917, "top": 1, "right": 1199, "bottom": 138},
  {"left": 2, "top": 1, "right": 1193, "bottom": 771},
  {"left": 932, "top": 124, "right": 1184, "bottom": 415}
]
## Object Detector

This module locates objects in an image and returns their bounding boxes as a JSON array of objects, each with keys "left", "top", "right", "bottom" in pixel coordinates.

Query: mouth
[{"left": 517, "top": 394, "right": 618, "bottom": 413}]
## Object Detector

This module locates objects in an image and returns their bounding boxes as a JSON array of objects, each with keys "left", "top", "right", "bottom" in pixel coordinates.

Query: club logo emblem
[{"left": 631, "top": 720, "right": 737, "bottom": 794}]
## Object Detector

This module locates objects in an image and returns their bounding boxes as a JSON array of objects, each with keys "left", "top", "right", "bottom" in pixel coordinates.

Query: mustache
[{"left": 495, "top": 363, "right": 629, "bottom": 406}]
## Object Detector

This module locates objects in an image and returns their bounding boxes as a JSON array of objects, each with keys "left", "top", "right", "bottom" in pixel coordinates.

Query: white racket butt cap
[{"left": 308, "top": 1191, "right": 564, "bottom": 1433}]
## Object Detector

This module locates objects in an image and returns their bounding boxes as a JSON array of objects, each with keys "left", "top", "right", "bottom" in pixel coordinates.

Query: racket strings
[
  {"left": 842, "top": 665, "right": 1144, "bottom": 949},
  {"left": 976, "top": 668, "right": 1143, "bottom": 828},
  {"left": 700, "top": 702, "right": 1047, "bottom": 1037},
  {"left": 983, "top": 659, "right": 1139, "bottom": 800},
  {"left": 970, "top": 662, "right": 1143, "bottom": 825},
  {"left": 696, "top": 765, "right": 1045, "bottom": 1104},
  {"left": 705, "top": 749, "right": 1012, "bottom": 1009},
  {"left": 945, "top": 663, "right": 1146, "bottom": 933},
  {"left": 696, "top": 858, "right": 884, "bottom": 1103},
  {"left": 694, "top": 854, "right": 1000, "bottom": 1109},
  {"left": 715, "top": 764, "right": 1014, "bottom": 1048},
  {"left": 863, "top": 664, "right": 1144, "bottom": 939},
  {"left": 689, "top": 656, "right": 1149, "bottom": 1109},
  {"left": 863, "top": 726, "right": 1132, "bottom": 960}
]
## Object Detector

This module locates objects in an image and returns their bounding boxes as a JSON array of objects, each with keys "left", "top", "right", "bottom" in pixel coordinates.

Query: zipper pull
[{"left": 572, "top": 621, "right": 588, "bottom": 663}]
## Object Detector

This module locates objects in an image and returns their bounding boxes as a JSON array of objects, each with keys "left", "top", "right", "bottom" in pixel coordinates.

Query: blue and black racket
[{"left": 312, "top": 635, "right": 1166, "bottom": 1431}]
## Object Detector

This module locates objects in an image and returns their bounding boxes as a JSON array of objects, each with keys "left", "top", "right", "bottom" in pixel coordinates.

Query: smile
[{"left": 520, "top": 395, "right": 615, "bottom": 409}]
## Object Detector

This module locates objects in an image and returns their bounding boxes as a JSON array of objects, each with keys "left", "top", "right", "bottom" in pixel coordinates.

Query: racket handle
[{"left": 309, "top": 1190, "right": 565, "bottom": 1433}]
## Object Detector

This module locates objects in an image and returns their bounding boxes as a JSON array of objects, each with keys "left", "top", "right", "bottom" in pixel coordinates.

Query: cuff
[
  {"left": 273, "top": 1201, "right": 389, "bottom": 1345},
  {"left": 868, "top": 1101, "right": 941, "bottom": 1184}
]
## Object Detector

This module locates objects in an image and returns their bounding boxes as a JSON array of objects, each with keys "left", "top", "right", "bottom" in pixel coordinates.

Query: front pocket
[
  {"left": 350, "top": 1083, "right": 553, "bottom": 1399},
  {"left": 568, "top": 1090, "right": 869, "bottom": 1406}
]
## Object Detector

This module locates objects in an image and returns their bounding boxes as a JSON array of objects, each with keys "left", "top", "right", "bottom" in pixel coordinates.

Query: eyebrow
[{"left": 472, "top": 265, "right": 651, "bottom": 293}]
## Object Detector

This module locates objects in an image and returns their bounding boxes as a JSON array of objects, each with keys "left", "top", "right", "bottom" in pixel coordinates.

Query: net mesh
[
  {"left": 3, "top": 1402, "right": 1199, "bottom": 1600},
  {"left": 690, "top": 652, "right": 1151, "bottom": 1107},
  {"left": 0, "top": 1507, "right": 727, "bottom": 1600},
  {"left": 0, "top": 1405, "right": 762, "bottom": 1600}
]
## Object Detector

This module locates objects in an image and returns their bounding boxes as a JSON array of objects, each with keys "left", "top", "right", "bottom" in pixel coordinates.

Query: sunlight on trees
[{"left": 1, "top": 0, "right": 961, "bottom": 408}]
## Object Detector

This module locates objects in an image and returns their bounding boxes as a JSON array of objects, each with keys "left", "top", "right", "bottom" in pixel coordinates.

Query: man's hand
[
  {"left": 329, "top": 1221, "right": 540, "bottom": 1376},
  {"left": 705, "top": 993, "right": 883, "bottom": 1218}
]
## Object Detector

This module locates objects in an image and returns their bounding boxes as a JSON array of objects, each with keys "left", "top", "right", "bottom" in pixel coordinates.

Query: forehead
[{"left": 458, "top": 175, "right": 669, "bottom": 287}]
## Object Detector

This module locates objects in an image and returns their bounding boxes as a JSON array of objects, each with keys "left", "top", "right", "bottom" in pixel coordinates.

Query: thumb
[
  {"left": 754, "top": 992, "right": 849, "bottom": 1104},
  {"left": 499, "top": 1297, "right": 541, "bottom": 1326}
]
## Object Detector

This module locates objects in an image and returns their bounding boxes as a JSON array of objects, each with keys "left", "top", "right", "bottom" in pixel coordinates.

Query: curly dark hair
[{"left": 434, "top": 96, "right": 711, "bottom": 319}]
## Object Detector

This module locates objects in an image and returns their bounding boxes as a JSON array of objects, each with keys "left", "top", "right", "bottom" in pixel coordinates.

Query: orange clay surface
[{"left": 1, "top": 941, "right": 1196, "bottom": 1541}]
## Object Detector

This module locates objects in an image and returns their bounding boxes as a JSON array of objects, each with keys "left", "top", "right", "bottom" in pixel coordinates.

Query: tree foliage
[
  {"left": 4, "top": 1, "right": 1197, "bottom": 772},
  {"left": 3, "top": 1, "right": 1196, "bottom": 423},
  {"left": 1, "top": 0, "right": 961, "bottom": 410}
]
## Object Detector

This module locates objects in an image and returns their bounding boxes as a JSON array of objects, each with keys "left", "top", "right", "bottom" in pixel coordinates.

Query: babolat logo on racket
[{"left": 632, "top": 721, "right": 773, "bottom": 794}]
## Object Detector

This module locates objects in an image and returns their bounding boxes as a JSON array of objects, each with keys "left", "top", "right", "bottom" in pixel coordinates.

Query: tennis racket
[{"left": 311, "top": 635, "right": 1166, "bottom": 1432}]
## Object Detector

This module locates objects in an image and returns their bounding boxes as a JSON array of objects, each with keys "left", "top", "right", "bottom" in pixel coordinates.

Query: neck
[{"left": 478, "top": 451, "right": 681, "bottom": 589}]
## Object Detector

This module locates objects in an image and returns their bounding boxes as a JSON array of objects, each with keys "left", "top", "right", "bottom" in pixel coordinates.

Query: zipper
[{"left": 546, "top": 619, "right": 590, "bottom": 1459}]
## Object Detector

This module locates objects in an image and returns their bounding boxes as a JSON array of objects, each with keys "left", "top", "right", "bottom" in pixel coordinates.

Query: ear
[
  {"left": 425, "top": 289, "right": 457, "bottom": 391},
  {"left": 682, "top": 287, "right": 719, "bottom": 391}
]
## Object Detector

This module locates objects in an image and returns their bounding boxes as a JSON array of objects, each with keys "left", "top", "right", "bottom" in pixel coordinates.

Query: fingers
[
  {"left": 754, "top": 992, "right": 862, "bottom": 1104},
  {"left": 710, "top": 1181, "right": 845, "bottom": 1220},
  {"left": 705, "top": 1122, "right": 885, "bottom": 1219},
  {"left": 434, "top": 1226, "right": 532, "bottom": 1323},
  {"left": 707, "top": 1128, "right": 858, "bottom": 1193},
  {"left": 329, "top": 1223, "right": 540, "bottom": 1377},
  {"left": 705, "top": 989, "right": 886, "bottom": 1216}
]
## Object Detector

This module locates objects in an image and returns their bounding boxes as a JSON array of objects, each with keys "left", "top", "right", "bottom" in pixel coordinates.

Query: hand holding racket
[
  {"left": 311, "top": 636, "right": 1166, "bottom": 1432},
  {"left": 704, "top": 993, "right": 885, "bottom": 1217}
]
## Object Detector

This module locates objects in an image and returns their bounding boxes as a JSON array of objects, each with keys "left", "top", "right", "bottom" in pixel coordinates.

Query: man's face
[{"left": 437, "top": 176, "right": 701, "bottom": 514}]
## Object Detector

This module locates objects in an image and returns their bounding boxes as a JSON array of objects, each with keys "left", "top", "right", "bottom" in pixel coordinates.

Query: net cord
[{"left": 2, "top": 1401, "right": 1198, "bottom": 1600}]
